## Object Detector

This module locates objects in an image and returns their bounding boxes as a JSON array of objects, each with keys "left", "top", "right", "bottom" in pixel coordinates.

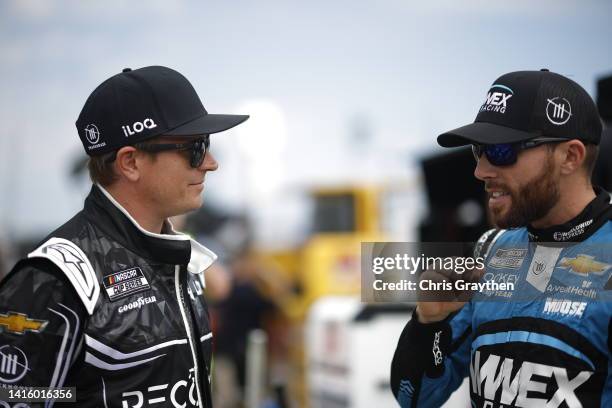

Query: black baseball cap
[
  {"left": 437, "top": 69, "right": 602, "bottom": 147},
  {"left": 76, "top": 66, "right": 249, "bottom": 156}
]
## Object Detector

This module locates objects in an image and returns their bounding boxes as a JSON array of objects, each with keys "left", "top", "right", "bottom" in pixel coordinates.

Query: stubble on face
[
  {"left": 139, "top": 153, "right": 204, "bottom": 220},
  {"left": 488, "top": 153, "right": 560, "bottom": 229}
]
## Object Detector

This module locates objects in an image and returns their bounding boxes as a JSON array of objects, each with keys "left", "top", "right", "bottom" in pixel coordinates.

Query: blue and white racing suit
[{"left": 391, "top": 188, "right": 612, "bottom": 408}]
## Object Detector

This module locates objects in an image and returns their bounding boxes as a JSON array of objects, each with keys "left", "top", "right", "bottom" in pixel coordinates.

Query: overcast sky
[{"left": 1, "top": 0, "right": 612, "bottom": 243}]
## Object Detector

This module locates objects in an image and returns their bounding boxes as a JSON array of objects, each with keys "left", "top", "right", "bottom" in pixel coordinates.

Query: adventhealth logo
[{"left": 480, "top": 84, "right": 514, "bottom": 114}]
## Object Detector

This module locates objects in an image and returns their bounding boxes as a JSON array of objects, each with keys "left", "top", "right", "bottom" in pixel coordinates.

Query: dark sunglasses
[
  {"left": 471, "top": 137, "right": 567, "bottom": 166},
  {"left": 106, "top": 135, "right": 210, "bottom": 168},
  {"left": 138, "top": 135, "right": 210, "bottom": 168}
]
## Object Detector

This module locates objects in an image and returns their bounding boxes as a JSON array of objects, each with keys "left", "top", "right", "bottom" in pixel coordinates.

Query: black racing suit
[
  {"left": 0, "top": 184, "right": 217, "bottom": 408},
  {"left": 391, "top": 188, "right": 612, "bottom": 407}
]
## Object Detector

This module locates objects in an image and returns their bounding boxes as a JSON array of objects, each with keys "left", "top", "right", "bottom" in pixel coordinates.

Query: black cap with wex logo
[{"left": 437, "top": 69, "right": 602, "bottom": 147}]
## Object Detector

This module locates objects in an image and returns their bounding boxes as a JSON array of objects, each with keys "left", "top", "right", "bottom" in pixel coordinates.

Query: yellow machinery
[
  {"left": 262, "top": 185, "right": 388, "bottom": 318},
  {"left": 258, "top": 185, "right": 390, "bottom": 406}
]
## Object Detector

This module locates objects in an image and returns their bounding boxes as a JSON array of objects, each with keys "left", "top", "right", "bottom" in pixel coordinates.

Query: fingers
[
  {"left": 463, "top": 265, "right": 485, "bottom": 283},
  {"left": 416, "top": 301, "right": 466, "bottom": 323},
  {"left": 416, "top": 263, "right": 484, "bottom": 321}
]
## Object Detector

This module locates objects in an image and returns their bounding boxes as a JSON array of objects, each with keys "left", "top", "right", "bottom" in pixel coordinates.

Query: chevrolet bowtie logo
[
  {"left": 559, "top": 255, "right": 610, "bottom": 275},
  {"left": 0, "top": 312, "right": 48, "bottom": 335}
]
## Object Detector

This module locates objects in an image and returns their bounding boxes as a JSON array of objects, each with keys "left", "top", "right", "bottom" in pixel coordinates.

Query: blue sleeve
[{"left": 390, "top": 303, "right": 473, "bottom": 408}]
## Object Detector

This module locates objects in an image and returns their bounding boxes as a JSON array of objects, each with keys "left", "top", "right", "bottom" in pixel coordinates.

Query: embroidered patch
[
  {"left": 102, "top": 267, "right": 151, "bottom": 302},
  {"left": 117, "top": 295, "right": 157, "bottom": 314},
  {"left": 558, "top": 254, "right": 610, "bottom": 276},
  {"left": 0, "top": 312, "right": 48, "bottom": 335},
  {"left": 488, "top": 248, "right": 527, "bottom": 269},
  {"left": 527, "top": 246, "right": 563, "bottom": 293},
  {"left": 0, "top": 344, "right": 29, "bottom": 383}
]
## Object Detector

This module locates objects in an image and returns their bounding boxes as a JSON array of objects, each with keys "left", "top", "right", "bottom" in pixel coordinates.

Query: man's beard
[{"left": 489, "top": 156, "right": 559, "bottom": 229}]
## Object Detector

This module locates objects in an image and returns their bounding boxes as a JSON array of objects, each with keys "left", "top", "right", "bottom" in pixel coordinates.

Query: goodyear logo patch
[{"left": 103, "top": 267, "right": 150, "bottom": 302}]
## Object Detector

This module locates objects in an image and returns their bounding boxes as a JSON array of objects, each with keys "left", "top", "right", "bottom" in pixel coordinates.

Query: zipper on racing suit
[{"left": 175, "top": 265, "right": 207, "bottom": 408}]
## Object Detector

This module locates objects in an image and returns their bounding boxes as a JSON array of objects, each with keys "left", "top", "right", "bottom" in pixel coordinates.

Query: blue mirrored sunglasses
[{"left": 471, "top": 137, "right": 567, "bottom": 166}]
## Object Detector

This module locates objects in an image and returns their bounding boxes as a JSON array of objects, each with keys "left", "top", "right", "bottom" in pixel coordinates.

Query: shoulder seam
[{"left": 28, "top": 237, "right": 100, "bottom": 315}]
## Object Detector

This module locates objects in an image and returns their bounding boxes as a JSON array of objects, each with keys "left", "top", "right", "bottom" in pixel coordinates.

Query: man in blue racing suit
[{"left": 391, "top": 69, "right": 611, "bottom": 407}]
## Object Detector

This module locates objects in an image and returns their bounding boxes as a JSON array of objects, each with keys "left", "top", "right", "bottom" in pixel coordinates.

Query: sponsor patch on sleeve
[
  {"left": 102, "top": 267, "right": 151, "bottom": 302},
  {"left": 0, "top": 312, "right": 48, "bottom": 335},
  {"left": 0, "top": 344, "right": 29, "bottom": 383}
]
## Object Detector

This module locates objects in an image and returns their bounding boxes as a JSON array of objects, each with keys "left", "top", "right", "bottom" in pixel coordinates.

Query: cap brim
[
  {"left": 165, "top": 113, "right": 249, "bottom": 136},
  {"left": 437, "top": 122, "right": 538, "bottom": 147}
]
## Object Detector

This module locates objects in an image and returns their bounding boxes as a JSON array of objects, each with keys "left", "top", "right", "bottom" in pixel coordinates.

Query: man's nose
[
  {"left": 474, "top": 155, "right": 497, "bottom": 181},
  {"left": 200, "top": 151, "right": 219, "bottom": 171}
]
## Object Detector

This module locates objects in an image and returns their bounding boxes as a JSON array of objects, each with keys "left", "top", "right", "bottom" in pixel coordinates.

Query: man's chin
[
  {"left": 172, "top": 197, "right": 203, "bottom": 217},
  {"left": 491, "top": 213, "right": 523, "bottom": 230},
  {"left": 491, "top": 216, "right": 504, "bottom": 229},
  {"left": 490, "top": 207, "right": 515, "bottom": 229},
  {"left": 489, "top": 205, "right": 506, "bottom": 226},
  {"left": 188, "top": 197, "right": 204, "bottom": 212},
  {"left": 488, "top": 195, "right": 520, "bottom": 228}
]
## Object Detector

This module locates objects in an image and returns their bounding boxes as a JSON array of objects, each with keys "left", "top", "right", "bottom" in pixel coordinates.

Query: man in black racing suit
[
  {"left": 391, "top": 69, "right": 612, "bottom": 407},
  {"left": 0, "top": 66, "right": 249, "bottom": 407}
]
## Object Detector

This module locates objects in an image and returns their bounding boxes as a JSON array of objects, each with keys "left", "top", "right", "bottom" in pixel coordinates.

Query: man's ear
[
  {"left": 559, "top": 140, "right": 586, "bottom": 175},
  {"left": 114, "top": 146, "right": 142, "bottom": 182}
]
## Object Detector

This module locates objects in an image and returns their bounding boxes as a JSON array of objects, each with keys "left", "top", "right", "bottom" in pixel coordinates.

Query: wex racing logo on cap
[{"left": 480, "top": 84, "right": 513, "bottom": 114}]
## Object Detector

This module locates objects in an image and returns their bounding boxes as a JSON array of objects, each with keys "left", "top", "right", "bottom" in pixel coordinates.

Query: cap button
[
  {"left": 540, "top": 68, "right": 550, "bottom": 72},
  {"left": 122, "top": 68, "right": 132, "bottom": 73}
]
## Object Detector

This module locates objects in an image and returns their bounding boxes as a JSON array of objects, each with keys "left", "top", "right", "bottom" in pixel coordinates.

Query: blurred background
[{"left": 1, "top": 1, "right": 612, "bottom": 407}]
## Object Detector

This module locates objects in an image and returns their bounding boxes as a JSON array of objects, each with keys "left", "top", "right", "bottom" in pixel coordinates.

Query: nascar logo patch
[{"left": 103, "top": 267, "right": 151, "bottom": 301}]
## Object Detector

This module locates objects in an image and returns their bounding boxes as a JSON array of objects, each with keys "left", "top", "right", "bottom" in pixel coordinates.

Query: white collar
[{"left": 96, "top": 183, "right": 217, "bottom": 274}]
